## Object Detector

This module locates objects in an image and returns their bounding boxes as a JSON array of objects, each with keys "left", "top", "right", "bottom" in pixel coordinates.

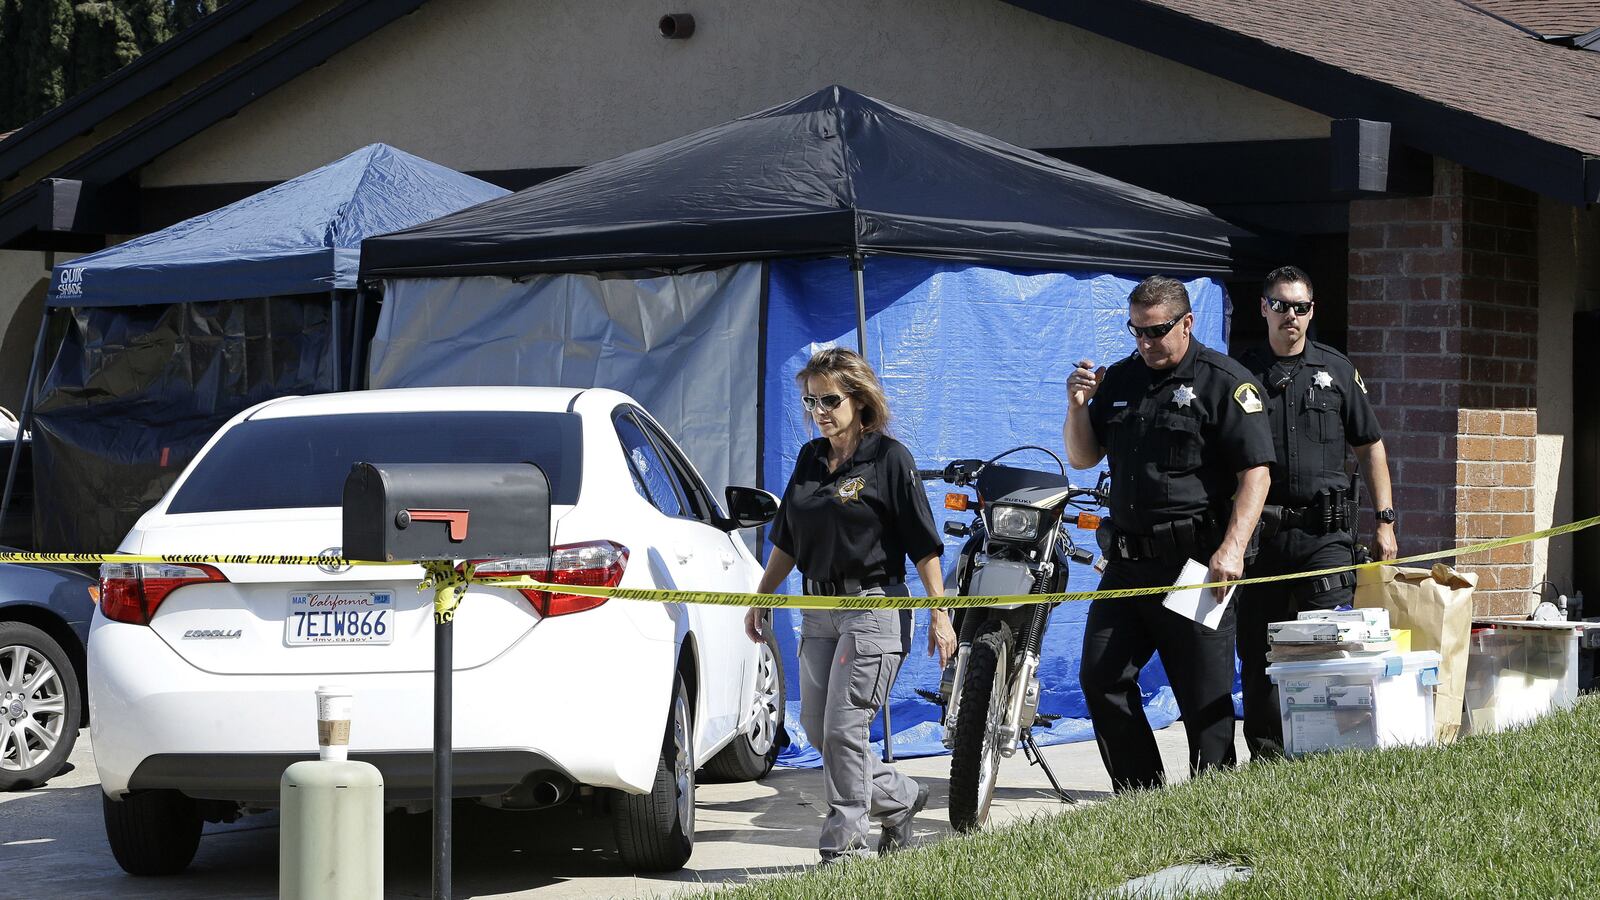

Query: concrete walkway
[{"left": 0, "top": 726, "right": 1247, "bottom": 898}]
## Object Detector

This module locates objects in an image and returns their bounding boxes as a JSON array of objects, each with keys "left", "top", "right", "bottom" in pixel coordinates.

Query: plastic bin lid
[{"left": 1265, "top": 650, "right": 1442, "bottom": 678}]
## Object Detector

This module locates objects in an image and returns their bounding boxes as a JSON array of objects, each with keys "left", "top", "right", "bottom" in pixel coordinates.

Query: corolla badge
[
  {"left": 182, "top": 629, "right": 242, "bottom": 640},
  {"left": 317, "top": 547, "right": 353, "bottom": 575}
]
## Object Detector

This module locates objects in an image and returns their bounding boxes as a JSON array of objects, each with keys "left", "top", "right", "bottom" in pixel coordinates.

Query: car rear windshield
[{"left": 168, "top": 411, "right": 583, "bottom": 513}]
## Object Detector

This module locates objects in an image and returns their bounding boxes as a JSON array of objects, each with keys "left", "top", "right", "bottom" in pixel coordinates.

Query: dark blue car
[{"left": 1, "top": 551, "right": 96, "bottom": 790}]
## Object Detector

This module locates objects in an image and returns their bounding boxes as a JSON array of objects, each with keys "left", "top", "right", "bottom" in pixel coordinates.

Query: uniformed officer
[
  {"left": 744, "top": 348, "right": 957, "bottom": 862},
  {"left": 1064, "top": 275, "right": 1274, "bottom": 792},
  {"left": 1238, "top": 265, "right": 1398, "bottom": 759}
]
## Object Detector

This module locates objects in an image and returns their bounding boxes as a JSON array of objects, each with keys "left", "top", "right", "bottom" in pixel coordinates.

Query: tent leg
[
  {"left": 0, "top": 309, "right": 53, "bottom": 545},
  {"left": 851, "top": 255, "right": 867, "bottom": 360},
  {"left": 347, "top": 286, "right": 368, "bottom": 391},
  {"left": 330, "top": 290, "right": 344, "bottom": 392}
]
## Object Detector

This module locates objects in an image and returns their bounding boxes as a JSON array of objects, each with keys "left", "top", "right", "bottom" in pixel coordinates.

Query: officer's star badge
[
  {"left": 1172, "top": 384, "right": 1196, "bottom": 408},
  {"left": 1313, "top": 370, "right": 1333, "bottom": 389}
]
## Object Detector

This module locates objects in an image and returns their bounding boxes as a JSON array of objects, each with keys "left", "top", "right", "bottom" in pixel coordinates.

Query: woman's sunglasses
[
  {"left": 1125, "top": 314, "right": 1185, "bottom": 340},
  {"left": 1266, "top": 298, "right": 1315, "bottom": 316},
  {"left": 802, "top": 393, "right": 847, "bottom": 412}
]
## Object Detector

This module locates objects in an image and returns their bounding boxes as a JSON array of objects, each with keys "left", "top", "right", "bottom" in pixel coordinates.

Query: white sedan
[{"left": 89, "top": 386, "right": 784, "bottom": 874}]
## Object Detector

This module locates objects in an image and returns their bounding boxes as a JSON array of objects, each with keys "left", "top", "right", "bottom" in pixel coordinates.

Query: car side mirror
[{"left": 719, "top": 485, "right": 778, "bottom": 531}]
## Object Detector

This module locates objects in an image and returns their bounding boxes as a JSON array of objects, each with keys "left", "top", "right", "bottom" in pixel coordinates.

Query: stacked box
[{"left": 1266, "top": 651, "right": 1441, "bottom": 757}]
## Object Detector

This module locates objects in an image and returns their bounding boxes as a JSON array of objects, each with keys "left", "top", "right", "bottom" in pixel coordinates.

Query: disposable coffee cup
[{"left": 315, "top": 686, "right": 353, "bottom": 762}]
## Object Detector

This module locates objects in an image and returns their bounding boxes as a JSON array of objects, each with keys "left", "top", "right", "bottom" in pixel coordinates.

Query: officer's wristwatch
[{"left": 1376, "top": 508, "right": 1397, "bottom": 525}]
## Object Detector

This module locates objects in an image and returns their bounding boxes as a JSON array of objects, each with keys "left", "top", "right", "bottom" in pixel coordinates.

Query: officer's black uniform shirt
[
  {"left": 769, "top": 431, "right": 944, "bottom": 583},
  {"left": 1088, "top": 339, "right": 1275, "bottom": 535},
  {"left": 1241, "top": 340, "right": 1383, "bottom": 506}
]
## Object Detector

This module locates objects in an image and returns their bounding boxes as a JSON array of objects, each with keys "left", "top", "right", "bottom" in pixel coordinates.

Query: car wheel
[
  {"left": 613, "top": 672, "right": 694, "bottom": 871},
  {"left": 0, "top": 621, "right": 82, "bottom": 791},
  {"left": 102, "top": 789, "right": 204, "bottom": 876},
  {"left": 702, "top": 627, "right": 784, "bottom": 782}
]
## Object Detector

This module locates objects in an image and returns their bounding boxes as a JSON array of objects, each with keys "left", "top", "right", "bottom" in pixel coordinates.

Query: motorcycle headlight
[{"left": 990, "top": 504, "right": 1042, "bottom": 541}]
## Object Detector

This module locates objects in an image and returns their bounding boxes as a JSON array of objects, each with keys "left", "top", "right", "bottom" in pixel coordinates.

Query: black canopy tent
[
  {"left": 361, "top": 85, "right": 1259, "bottom": 354},
  {"left": 354, "top": 87, "right": 1266, "bottom": 782}
]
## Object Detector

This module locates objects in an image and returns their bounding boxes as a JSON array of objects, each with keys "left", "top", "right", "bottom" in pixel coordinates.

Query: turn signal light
[
  {"left": 1076, "top": 512, "right": 1102, "bottom": 531},
  {"left": 945, "top": 493, "right": 970, "bottom": 511},
  {"left": 472, "top": 541, "right": 630, "bottom": 618},
  {"left": 100, "top": 562, "right": 226, "bottom": 625}
]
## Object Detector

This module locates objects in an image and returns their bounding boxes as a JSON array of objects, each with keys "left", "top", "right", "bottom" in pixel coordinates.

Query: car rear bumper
[
  {"left": 89, "top": 608, "right": 675, "bottom": 801},
  {"left": 127, "top": 750, "right": 568, "bottom": 803}
]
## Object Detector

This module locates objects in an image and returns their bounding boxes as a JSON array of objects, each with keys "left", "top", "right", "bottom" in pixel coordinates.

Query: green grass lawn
[{"left": 712, "top": 696, "right": 1600, "bottom": 899}]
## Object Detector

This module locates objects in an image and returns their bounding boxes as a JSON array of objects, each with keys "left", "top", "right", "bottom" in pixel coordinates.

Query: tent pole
[
  {"left": 851, "top": 254, "right": 867, "bottom": 360},
  {"left": 1, "top": 308, "right": 54, "bottom": 544},
  {"left": 849, "top": 252, "right": 895, "bottom": 759},
  {"left": 347, "top": 284, "right": 368, "bottom": 391},
  {"left": 330, "top": 290, "right": 344, "bottom": 392}
]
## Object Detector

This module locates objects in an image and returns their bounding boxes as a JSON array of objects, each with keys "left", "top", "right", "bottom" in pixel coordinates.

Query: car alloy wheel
[
  {"left": 748, "top": 638, "right": 780, "bottom": 755},
  {"left": 671, "top": 687, "right": 693, "bottom": 837},
  {"left": 0, "top": 642, "right": 69, "bottom": 775}
]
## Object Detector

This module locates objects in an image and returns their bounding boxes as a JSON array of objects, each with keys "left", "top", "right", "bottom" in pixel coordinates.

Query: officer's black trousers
[
  {"left": 1237, "top": 528, "right": 1355, "bottom": 760},
  {"left": 1079, "top": 559, "right": 1238, "bottom": 793}
]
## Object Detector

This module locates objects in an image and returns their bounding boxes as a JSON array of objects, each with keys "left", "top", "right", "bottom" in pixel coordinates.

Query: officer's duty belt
[
  {"left": 1264, "top": 497, "right": 1358, "bottom": 536},
  {"left": 1098, "top": 517, "right": 1222, "bottom": 564}
]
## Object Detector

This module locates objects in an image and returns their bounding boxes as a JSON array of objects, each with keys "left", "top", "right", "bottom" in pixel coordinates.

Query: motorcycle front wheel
[{"left": 948, "top": 621, "right": 1011, "bottom": 832}]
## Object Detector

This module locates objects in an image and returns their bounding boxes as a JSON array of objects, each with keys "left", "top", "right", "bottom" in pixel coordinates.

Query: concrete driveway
[{"left": 1, "top": 725, "right": 1244, "bottom": 898}]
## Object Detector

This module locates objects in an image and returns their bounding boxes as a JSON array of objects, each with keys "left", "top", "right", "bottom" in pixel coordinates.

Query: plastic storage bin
[
  {"left": 1266, "top": 651, "right": 1441, "bottom": 757},
  {"left": 1463, "top": 622, "right": 1580, "bottom": 735}
]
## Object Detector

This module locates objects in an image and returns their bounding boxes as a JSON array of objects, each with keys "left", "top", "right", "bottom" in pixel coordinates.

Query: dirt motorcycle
[{"left": 917, "top": 447, "right": 1107, "bottom": 832}]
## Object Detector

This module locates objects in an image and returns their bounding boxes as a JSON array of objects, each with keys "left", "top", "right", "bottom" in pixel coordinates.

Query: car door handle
[{"left": 719, "top": 551, "right": 736, "bottom": 570}]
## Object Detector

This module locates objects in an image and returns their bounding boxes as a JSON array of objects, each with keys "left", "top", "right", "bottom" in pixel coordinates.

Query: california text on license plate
[{"left": 286, "top": 592, "right": 395, "bottom": 645}]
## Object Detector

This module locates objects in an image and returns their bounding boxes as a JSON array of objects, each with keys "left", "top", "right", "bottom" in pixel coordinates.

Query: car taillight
[
  {"left": 472, "top": 541, "right": 629, "bottom": 618},
  {"left": 99, "top": 562, "right": 227, "bottom": 625}
]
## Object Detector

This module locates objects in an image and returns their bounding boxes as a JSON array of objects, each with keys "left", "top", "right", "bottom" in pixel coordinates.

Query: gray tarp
[{"left": 366, "top": 264, "right": 762, "bottom": 498}]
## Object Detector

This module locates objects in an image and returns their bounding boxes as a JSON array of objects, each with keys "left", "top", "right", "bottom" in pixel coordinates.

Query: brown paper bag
[{"left": 1355, "top": 563, "right": 1476, "bottom": 743}]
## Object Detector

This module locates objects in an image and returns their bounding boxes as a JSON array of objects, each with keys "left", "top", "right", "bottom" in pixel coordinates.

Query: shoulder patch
[
  {"left": 1353, "top": 370, "right": 1368, "bottom": 394},
  {"left": 1233, "top": 382, "right": 1264, "bottom": 414}
]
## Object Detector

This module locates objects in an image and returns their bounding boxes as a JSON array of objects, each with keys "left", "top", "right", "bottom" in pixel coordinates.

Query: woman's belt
[{"left": 803, "top": 574, "right": 905, "bottom": 596}]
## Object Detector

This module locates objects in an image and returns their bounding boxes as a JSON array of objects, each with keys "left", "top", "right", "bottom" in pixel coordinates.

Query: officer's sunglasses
[
  {"left": 1266, "top": 297, "right": 1315, "bottom": 316},
  {"left": 1125, "top": 314, "right": 1185, "bottom": 340},
  {"left": 801, "top": 393, "right": 847, "bottom": 412}
]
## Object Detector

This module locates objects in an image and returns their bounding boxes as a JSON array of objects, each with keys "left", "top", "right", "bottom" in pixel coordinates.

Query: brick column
[{"left": 1346, "top": 162, "right": 1538, "bottom": 614}]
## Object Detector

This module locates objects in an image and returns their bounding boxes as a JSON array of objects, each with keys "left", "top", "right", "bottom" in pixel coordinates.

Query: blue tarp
[
  {"left": 761, "top": 257, "right": 1234, "bottom": 766},
  {"left": 48, "top": 143, "right": 507, "bottom": 307}
]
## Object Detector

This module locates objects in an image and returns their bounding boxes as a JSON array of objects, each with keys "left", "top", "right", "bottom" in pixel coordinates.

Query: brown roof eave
[{"left": 1006, "top": 0, "right": 1600, "bottom": 206}]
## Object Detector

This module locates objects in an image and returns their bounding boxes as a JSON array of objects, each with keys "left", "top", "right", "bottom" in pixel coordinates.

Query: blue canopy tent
[
  {"left": 358, "top": 87, "right": 1258, "bottom": 765},
  {"left": 2, "top": 143, "right": 506, "bottom": 552}
]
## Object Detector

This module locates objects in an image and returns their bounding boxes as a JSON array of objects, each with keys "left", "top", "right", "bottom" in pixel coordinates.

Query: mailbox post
[{"left": 343, "top": 462, "right": 550, "bottom": 900}]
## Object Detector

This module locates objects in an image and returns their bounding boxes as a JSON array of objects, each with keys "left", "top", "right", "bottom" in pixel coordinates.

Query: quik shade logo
[{"left": 56, "top": 267, "right": 84, "bottom": 298}]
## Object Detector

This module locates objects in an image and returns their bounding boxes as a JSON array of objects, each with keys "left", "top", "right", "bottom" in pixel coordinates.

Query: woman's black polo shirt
[{"left": 769, "top": 432, "right": 943, "bottom": 583}]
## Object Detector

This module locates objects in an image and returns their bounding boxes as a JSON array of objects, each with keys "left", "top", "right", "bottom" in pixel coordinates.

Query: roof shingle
[
  {"left": 1467, "top": 1, "right": 1600, "bottom": 37},
  {"left": 1144, "top": 0, "right": 1600, "bottom": 156}
]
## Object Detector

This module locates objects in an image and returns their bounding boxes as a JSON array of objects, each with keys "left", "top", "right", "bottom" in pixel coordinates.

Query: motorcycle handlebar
[{"left": 916, "top": 468, "right": 947, "bottom": 481}]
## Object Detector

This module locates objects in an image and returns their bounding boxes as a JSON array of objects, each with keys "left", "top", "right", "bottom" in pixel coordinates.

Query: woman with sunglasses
[{"left": 744, "top": 347, "right": 956, "bottom": 864}]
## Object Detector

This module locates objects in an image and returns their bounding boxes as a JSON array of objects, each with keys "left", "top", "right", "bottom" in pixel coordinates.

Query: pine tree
[
  {"left": 71, "top": 3, "right": 142, "bottom": 97},
  {"left": 128, "top": 0, "right": 172, "bottom": 49},
  {"left": 169, "top": 1, "right": 220, "bottom": 35},
  {"left": 0, "top": 1, "right": 233, "bottom": 133}
]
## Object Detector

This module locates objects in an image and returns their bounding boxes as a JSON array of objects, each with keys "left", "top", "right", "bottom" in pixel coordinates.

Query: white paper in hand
[{"left": 1162, "top": 558, "right": 1235, "bottom": 630}]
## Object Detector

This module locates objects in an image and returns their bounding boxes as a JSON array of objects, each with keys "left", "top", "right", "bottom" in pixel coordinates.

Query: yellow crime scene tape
[{"left": 3, "top": 515, "right": 1598, "bottom": 620}]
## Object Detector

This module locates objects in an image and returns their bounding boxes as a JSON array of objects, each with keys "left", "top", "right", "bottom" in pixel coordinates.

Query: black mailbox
[{"left": 341, "top": 462, "right": 551, "bottom": 562}]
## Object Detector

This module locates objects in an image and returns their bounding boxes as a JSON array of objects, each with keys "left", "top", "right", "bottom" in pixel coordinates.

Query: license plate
[{"left": 286, "top": 592, "right": 395, "bottom": 645}]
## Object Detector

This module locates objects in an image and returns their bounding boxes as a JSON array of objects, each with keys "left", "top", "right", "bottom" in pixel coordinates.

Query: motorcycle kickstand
[{"left": 1021, "top": 731, "right": 1077, "bottom": 804}]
